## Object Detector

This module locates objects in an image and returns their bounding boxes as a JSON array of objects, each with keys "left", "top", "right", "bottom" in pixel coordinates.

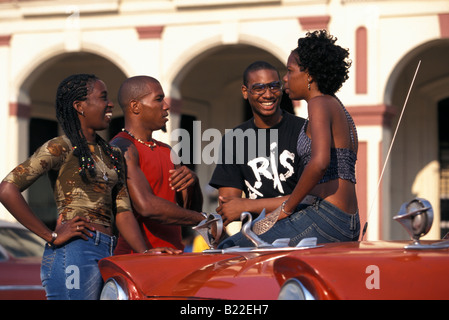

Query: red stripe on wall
[{"left": 356, "top": 141, "right": 368, "bottom": 239}]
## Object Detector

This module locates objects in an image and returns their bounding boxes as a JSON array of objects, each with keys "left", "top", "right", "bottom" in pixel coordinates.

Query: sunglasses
[{"left": 247, "top": 81, "right": 283, "bottom": 95}]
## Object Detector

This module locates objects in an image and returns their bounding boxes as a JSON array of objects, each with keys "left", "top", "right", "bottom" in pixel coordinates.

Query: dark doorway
[{"left": 438, "top": 97, "right": 449, "bottom": 238}]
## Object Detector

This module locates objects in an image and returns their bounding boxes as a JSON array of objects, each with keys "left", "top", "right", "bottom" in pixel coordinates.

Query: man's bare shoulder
[{"left": 110, "top": 136, "right": 138, "bottom": 159}]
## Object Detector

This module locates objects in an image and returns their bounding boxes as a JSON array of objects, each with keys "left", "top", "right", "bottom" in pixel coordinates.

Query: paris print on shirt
[{"left": 245, "top": 142, "right": 295, "bottom": 199}]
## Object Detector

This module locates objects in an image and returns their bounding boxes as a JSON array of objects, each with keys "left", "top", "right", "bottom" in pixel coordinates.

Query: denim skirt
[
  {"left": 40, "top": 231, "right": 116, "bottom": 300},
  {"left": 219, "top": 198, "right": 360, "bottom": 249}
]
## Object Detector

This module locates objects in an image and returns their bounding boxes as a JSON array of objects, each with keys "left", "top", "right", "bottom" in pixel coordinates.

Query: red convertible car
[{"left": 99, "top": 198, "right": 449, "bottom": 300}]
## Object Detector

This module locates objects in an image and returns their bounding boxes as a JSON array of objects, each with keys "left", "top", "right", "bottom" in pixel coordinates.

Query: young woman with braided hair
[{"left": 0, "top": 74, "right": 179, "bottom": 300}]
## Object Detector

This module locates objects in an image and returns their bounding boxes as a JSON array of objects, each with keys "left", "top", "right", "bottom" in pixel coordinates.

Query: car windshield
[{"left": 0, "top": 227, "right": 45, "bottom": 258}]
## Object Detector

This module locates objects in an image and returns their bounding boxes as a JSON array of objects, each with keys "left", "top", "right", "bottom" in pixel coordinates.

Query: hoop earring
[{"left": 308, "top": 82, "right": 311, "bottom": 91}]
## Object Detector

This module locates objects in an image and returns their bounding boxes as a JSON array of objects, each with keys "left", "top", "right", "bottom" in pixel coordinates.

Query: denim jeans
[
  {"left": 40, "top": 231, "right": 116, "bottom": 300},
  {"left": 219, "top": 198, "right": 360, "bottom": 249}
]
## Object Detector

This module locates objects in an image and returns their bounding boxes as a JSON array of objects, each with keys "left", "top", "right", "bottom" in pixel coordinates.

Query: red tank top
[{"left": 113, "top": 131, "right": 184, "bottom": 254}]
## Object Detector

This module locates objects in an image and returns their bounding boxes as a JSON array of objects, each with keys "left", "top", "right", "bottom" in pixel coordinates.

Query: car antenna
[{"left": 361, "top": 60, "right": 421, "bottom": 241}]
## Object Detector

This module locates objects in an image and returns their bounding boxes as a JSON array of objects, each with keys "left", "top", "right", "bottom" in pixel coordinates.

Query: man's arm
[
  {"left": 216, "top": 187, "right": 287, "bottom": 226},
  {"left": 111, "top": 137, "right": 204, "bottom": 225}
]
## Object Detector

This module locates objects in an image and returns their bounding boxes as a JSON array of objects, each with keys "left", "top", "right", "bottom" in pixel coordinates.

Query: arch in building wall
[
  {"left": 238, "top": 34, "right": 288, "bottom": 65},
  {"left": 384, "top": 39, "right": 449, "bottom": 106},
  {"left": 19, "top": 51, "right": 127, "bottom": 124},
  {"left": 13, "top": 42, "right": 131, "bottom": 101},
  {"left": 385, "top": 38, "right": 449, "bottom": 240},
  {"left": 166, "top": 34, "right": 288, "bottom": 95},
  {"left": 12, "top": 44, "right": 67, "bottom": 99}
]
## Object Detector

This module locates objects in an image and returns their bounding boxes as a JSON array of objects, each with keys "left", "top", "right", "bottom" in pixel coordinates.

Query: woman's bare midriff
[{"left": 310, "top": 179, "right": 358, "bottom": 215}]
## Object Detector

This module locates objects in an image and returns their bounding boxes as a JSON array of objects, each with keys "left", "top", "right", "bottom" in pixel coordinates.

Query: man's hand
[
  {"left": 216, "top": 195, "right": 249, "bottom": 226},
  {"left": 169, "top": 166, "right": 197, "bottom": 192}
]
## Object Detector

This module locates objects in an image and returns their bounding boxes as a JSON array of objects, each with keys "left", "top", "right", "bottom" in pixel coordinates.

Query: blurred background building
[{"left": 0, "top": 0, "right": 448, "bottom": 241}]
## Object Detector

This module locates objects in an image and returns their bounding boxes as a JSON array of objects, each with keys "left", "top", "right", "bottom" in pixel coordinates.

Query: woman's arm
[
  {"left": 0, "top": 181, "right": 93, "bottom": 244},
  {"left": 282, "top": 99, "right": 332, "bottom": 215},
  {"left": 0, "top": 181, "right": 54, "bottom": 242},
  {"left": 0, "top": 138, "right": 96, "bottom": 244}
]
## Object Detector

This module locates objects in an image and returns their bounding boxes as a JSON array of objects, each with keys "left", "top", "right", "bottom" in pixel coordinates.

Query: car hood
[
  {"left": 99, "top": 240, "right": 449, "bottom": 300},
  {"left": 274, "top": 241, "right": 449, "bottom": 299}
]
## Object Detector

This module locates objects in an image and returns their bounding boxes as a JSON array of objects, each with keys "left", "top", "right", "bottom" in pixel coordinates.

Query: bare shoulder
[{"left": 110, "top": 137, "right": 139, "bottom": 163}]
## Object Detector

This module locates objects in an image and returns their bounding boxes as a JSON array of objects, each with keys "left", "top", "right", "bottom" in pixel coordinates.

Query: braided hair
[{"left": 55, "top": 74, "right": 122, "bottom": 183}]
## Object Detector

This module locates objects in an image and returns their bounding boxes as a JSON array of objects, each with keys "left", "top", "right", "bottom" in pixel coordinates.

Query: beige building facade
[{"left": 1, "top": 0, "right": 449, "bottom": 240}]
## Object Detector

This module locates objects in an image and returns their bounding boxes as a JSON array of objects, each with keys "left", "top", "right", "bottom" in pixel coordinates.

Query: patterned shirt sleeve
[{"left": 2, "top": 137, "right": 68, "bottom": 192}]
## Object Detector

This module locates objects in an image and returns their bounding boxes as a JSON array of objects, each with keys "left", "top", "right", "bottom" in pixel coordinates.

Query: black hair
[
  {"left": 292, "top": 30, "right": 351, "bottom": 95},
  {"left": 55, "top": 74, "right": 122, "bottom": 183},
  {"left": 117, "top": 75, "right": 160, "bottom": 111},
  {"left": 243, "top": 61, "right": 280, "bottom": 87}
]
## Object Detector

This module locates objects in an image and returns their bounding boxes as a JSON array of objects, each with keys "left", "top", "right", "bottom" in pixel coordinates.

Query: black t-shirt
[{"left": 209, "top": 111, "right": 306, "bottom": 199}]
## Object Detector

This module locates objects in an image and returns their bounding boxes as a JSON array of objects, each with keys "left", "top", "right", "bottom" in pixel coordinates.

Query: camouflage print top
[{"left": 2, "top": 135, "right": 132, "bottom": 227}]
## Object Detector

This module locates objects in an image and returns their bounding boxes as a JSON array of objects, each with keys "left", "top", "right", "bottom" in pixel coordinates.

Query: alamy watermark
[
  {"left": 65, "top": 6, "right": 80, "bottom": 30},
  {"left": 365, "top": 265, "right": 380, "bottom": 290},
  {"left": 170, "top": 121, "right": 280, "bottom": 166},
  {"left": 65, "top": 265, "right": 80, "bottom": 290}
]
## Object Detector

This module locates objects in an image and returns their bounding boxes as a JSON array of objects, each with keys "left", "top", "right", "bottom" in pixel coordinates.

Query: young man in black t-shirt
[{"left": 209, "top": 61, "right": 306, "bottom": 226}]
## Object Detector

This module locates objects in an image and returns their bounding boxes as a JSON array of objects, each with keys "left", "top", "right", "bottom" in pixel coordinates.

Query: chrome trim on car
[
  {"left": 100, "top": 278, "right": 129, "bottom": 300},
  {"left": 204, "top": 211, "right": 322, "bottom": 254},
  {"left": 278, "top": 278, "right": 315, "bottom": 300},
  {"left": 394, "top": 198, "right": 449, "bottom": 250}
]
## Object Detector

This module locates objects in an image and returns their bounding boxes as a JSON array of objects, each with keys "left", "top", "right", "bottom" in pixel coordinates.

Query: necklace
[
  {"left": 122, "top": 128, "right": 157, "bottom": 150},
  {"left": 97, "top": 146, "right": 109, "bottom": 182}
]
